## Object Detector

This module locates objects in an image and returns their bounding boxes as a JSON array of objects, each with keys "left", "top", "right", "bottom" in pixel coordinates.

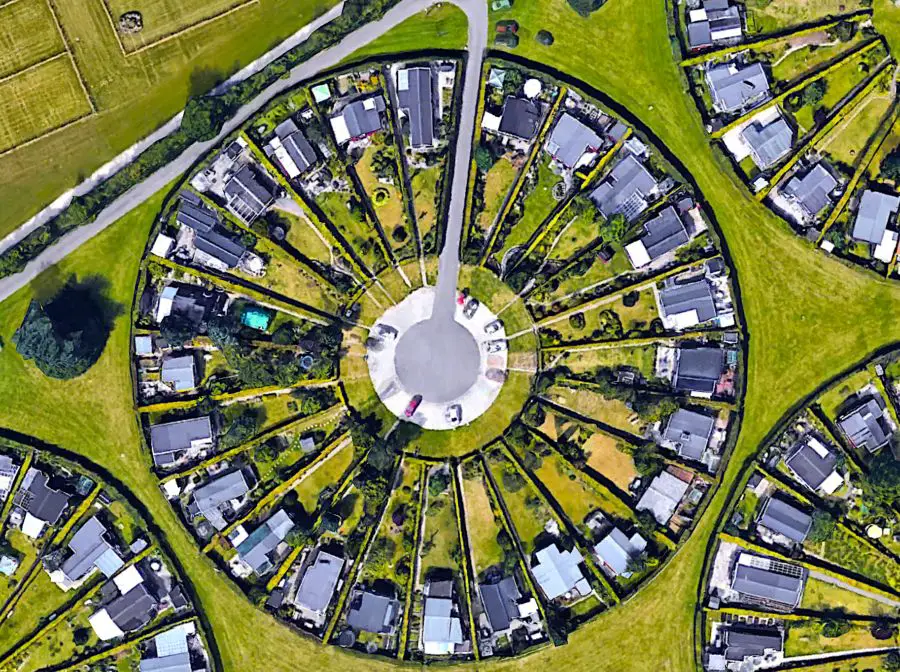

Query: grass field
[
  {"left": 474, "top": 156, "right": 517, "bottom": 233},
  {"left": 800, "top": 577, "right": 897, "bottom": 616},
  {"left": 784, "top": 619, "right": 898, "bottom": 657},
  {"left": 768, "top": 33, "right": 866, "bottom": 84},
  {"left": 744, "top": 0, "right": 867, "bottom": 35},
  {"left": 341, "top": 4, "right": 467, "bottom": 63},
  {"left": 0, "top": 56, "right": 91, "bottom": 152},
  {"left": 817, "top": 91, "right": 893, "bottom": 169},
  {"left": 409, "top": 163, "right": 441, "bottom": 240},
  {"left": 0, "top": 1, "right": 900, "bottom": 672},
  {"left": 461, "top": 465, "right": 506, "bottom": 575},
  {"left": 0, "top": 0, "right": 65, "bottom": 78},
  {"left": 486, "top": 452, "right": 553, "bottom": 554},
  {"left": 420, "top": 468, "right": 461, "bottom": 578},
  {"left": 583, "top": 431, "right": 638, "bottom": 491}
]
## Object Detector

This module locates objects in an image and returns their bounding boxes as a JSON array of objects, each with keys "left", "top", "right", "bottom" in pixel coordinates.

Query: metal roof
[
  {"left": 160, "top": 355, "right": 196, "bottom": 392},
  {"left": 546, "top": 113, "right": 603, "bottom": 168},
  {"left": 332, "top": 96, "right": 386, "bottom": 142},
  {"left": 194, "top": 229, "right": 247, "bottom": 268},
  {"left": 140, "top": 652, "right": 191, "bottom": 672},
  {"left": 731, "top": 559, "right": 804, "bottom": 608},
  {"left": 663, "top": 408, "right": 715, "bottom": 460},
  {"left": 757, "top": 496, "right": 812, "bottom": 543},
  {"left": 838, "top": 397, "right": 891, "bottom": 452},
  {"left": 295, "top": 549, "right": 344, "bottom": 613},
  {"left": 479, "top": 576, "right": 521, "bottom": 632},
  {"left": 741, "top": 115, "right": 793, "bottom": 169},
  {"left": 106, "top": 582, "right": 156, "bottom": 632},
  {"left": 422, "top": 597, "right": 464, "bottom": 649},
  {"left": 590, "top": 154, "right": 659, "bottom": 221},
  {"left": 224, "top": 165, "right": 275, "bottom": 221},
  {"left": 658, "top": 278, "right": 718, "bottom": 326},
  {"left": 782, "top": 163, "right": 837, "bottom": 218},
  {"left": 706, "top": 62, "right": 770, "bottom": 114},
  {"left": 853, "top": 190, "right": 900, "bottom": 244},
  {"left": 192, "top": 470, "right": 249, "bottom": 531},
  {"left": 723, "top": 625, "right": 783, "bottom": 661},
  {"left": 636, "top": 470, "right": 690, "bottom": 524},
  {"left": 673, "top": 348, "right": 726, "bottom": 394},
  {"left": 236, "top": 509, "right": 294, "bottom": 574},
  {"left": 532, "top": 544, "right": 588, "bottom": 600},
  {"left": 593, "top": 527, "right": 647, "bottom": 576},
  {"left": 785, "top": 439, "right": 838, "bottom": 491},
  {"left": 641, "top": 206, "right": 690, "bottom": 260},
  {"left": 397, "top": 67, "right": 435, "bottom": 148},
  {"left": 61, "top": 516, "right": 124, "bottom": 582},
  {"left": 347, "top": 591, "right": 400, "bottom": 633},
  {"left": 176, "top": 200, "right": 218, "bottom": 233},
  {"left": 688, "top": 21, "right": 712, "bottom": 48},
  {"left": 275, "top": 119, "right": 318, "bottom": 173},
  {"left": 149, "top": 417, "right": 213, "bottom": 466},
  {"left": 498, "top": 96, "right": 541, "bottom": 140}
]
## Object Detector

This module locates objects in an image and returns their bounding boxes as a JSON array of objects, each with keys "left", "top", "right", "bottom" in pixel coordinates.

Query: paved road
[{"left": 0, "top": 0, "right": 488, "bottom": 303}]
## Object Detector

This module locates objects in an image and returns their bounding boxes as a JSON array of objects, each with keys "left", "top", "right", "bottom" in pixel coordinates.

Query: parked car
[
  {"left": 405, "top": 395, "right": 423, "bottom": 418},
  {"left": 457, "top": 291, "right": 466, "bottom": 306},
  {"left": 445, "top": 404, "right": 462, "bottom": 424},
  {"left": 485, "top": 319, "right": 503, "bottom": 334},
  {"left": 463, "top": 297, "right": 480, "bottom": 319},
  {"left": 486, "top": 340, "right": 506, "bottom": 353},
  {"left": 494, "top": 33, "right": 519, "bottom": 48},
  {"left": 495, "top": 20, "right": 519, "bottom": 33},
  {"left": 491, "top": 0, "right": 511, "bottom": 10}
]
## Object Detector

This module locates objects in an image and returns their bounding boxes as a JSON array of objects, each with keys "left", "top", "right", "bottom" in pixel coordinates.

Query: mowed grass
[
  {"left": 817, "top": 92, "right": 893, "bottom": 168},
  {"left": 768, "top": 33, "right": 866, "bottom": 84},
  {"left": 420, "top": 470, "right": 461, "bottom": 577},
  {"left": 0, "top": 56, "right": 91, "bottom": 152},
  {"left": 107, "top": 0, "right": 254, "bottom": 51},
  {"left": 0, "top": 0, "right": 64, "bottom": 78},
  {"left": 784, "top": 619, "right": 899, "bottom": 657},
  {"left": 800, "top": 577, "right": 898, "bottom": 617},
  {"left": 474, "top": 157, "right": 517, "bottom": 233},
  {"left": 486, "top": 452, "right": 553, "bottom": 555},
  {"left": 583, "top": 431, "right": 638, "bottom": 491},
  {"left": 461, "top": 465, "right": 506, "bottom": 574},
  {"left": 410, "top": 163, "right": 441, "bottom": 239},
  {"left": 744, "top": 0, "right": 867, "bottom": 35}
]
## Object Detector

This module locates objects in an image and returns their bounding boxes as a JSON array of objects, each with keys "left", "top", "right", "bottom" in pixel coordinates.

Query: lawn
[
  {"left": 550, "top": 287, "right": 659, "bottom": 342},
  {"left": 279, "top": 206, "right": 335, "bottom": 267},
  {"left": 776, "top": 654, "right": 892, "bottom": 672},
  {"left": 553, "top": 344, "right": 658, "bottom": 380},
  {"left": 315, "top": 189, "right": 389, "bottom": 275},
  {"left": 816, "top": 91, "right": 893, "bottom": 170},
  {"left": 768, "top": 32, "right": 867, "bottom": 84},
  {"left": 409, "top": 163, "right": 442, "bottom": 241},
  {"left": 419, "top": 468, "right": 461, "bottom": 578},
  {"left": 800, "top": 577, "right": 897, "bottom": 617},
  {"left": 0, "top": 56, "right": 92, "bottom": 152},
  {"left": 0, "top": 530, "right": 38, "bottom": 606},
  {"left": 817, "top": 368, "right": 875, "bottom": 419},
  {"left": 583, "top": 432, "right": 639, "bottom": 491},
  {"left": 805, "top": 527, "right": 900, "bottom": 591},
  {"left": 784, "top": 619, "right": 898, "bottom": 657},
  {"left": 473, "top": 156, "right": 517, "bottom": 234},
  {"left": 0, "top": 0, "right": 65, "bottom": 78},
  {"left": 744, "top": 0, "right": 867, "bottom": 35},
  {"left": 355, "top": 141, "right": 414, "bottom": 259},
  {"left": 460, "top": 463, "right": 506, "bottom": 575},
  {"left": 544, "top": 205, "right": 602, "bottom": 264},
  {"left": 107, "top": 0, "right": 253, "bottom": 51},
  {"left": 0, "top": 0, "right": 340, "bottom": 236},
  {"left": 0, "top": 568, "right": 76, "bottom": 655},
  {"left": 293, "top": 436, "right": 355, "bottom": 514},
  {"left": 532, "top": 249, "right": 632, "bottom": 306},
  {"left": 485, "top": 452, "right": 553, "bottom": 555}
]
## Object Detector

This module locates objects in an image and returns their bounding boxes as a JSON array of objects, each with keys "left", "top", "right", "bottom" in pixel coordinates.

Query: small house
[
  {"left": 740, "top": 115, "right": 793, "bottom": 170},
  {"left": 590, "top": 154, "right": 659, "bottom": 222},
  {"left": 397, "top": 67, "right": 436, "bottom": 149},
  {"left": 160, "top": 355, "right": 196, "bottom": 393},
  {"left": 269, "top": 119, "right": 319, "bottom": 179},
  {"left": 531, "top": 544, "right": 590, "bottom": 600},
  {"left": 0, "top": 454, "right": 20, "bottom": 502},
  {"left": 58, "top": 516, "right": 124, "bottom": 586},
  {"left": 293, "top": 548, "right": 345, "bottom": 627},
  {"left": 636, "top": 470, "right": 691, "bottom": 525},
  {"left": 781, "top": 163, "right": 838, "bottom": 221},
  {"left": 593, "top": 527, "right": 647, "bottom": 577},
  {"left": 346, "top": 589, "right": 401, "bottom": 635},
  {"left": 673, "top": 347, "right": 726, "bottom": 396},
  {"left": 657, "top": 277, "right": 718, "bottom": 330},
  {"left": 545, "top": 113, "right": 603, "bottom": 169},
  {"left": 13, "top": 468, "right": 70, "bottom": 538},
  {"left": 189, "top": 470, "right": 249, "bottom": 531},
  {"left": 838, "top": 396, "right": 892, "bottom": 453},
  {"left": 662, "top": 408, "right": 715, "bottom": 461},
  {"left": 330, "top": 96, "right": 386, "bottom": 144},
  {"left": 784, "top": 436, "right": 843, "bottom": 494},
  {"left": 223, "top": 165, "right": 276, "bottom": 224},
  {"left": 706, "top": 62, "right": 770, "bottom": 114},
  {"left": 756, "top": 496, "right": 812, "bottom": 544},
  {"left": 235, "top": 509, "right": 294, "bottom": 575},
  {"left": 730, "top": 552, "right": 806, "bottom": 610},
  {"left": 852, "top": 190, "right": 900, "bottom": 260},
  {"left": 149, "top": 416, "right": 214, "bottom": 468},
  {"left": 624, "top": 206, "right": 691, "bottom": 268}
]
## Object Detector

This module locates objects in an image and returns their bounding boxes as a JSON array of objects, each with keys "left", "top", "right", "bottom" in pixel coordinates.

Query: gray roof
[
  {"left": 590, "top": 155, "right": 659, "bottom": 221},
  {"left": 731, "top": 562, "right": 804, "bottom": 608},
  {"left": 741, "top": 116, "right": 793, "bottom": 169},
  {"left": 274, "top": 119, "right": 318, "bottom": 173},
  {"left": 674, "top": 348, "right": 726, "bottom": 394},
  {"left": 347, "top": 591, "right": 400, "bottom": 633},
  {"left": 659, "top": 278, "right": 718, "bottom": 325},
  {"left": 61, "top": 516, "right": 124, "bottom": 582},
  {"left": 593, "top": 527, "right": 647, "bottom": 576},
  {"left": 337, "top": 96, "right": 386, "bottom": 139},
  {"left": 194, "top": 229, "right": 247, "bottom": 268},
  {"left": 688, "top": 21, "right": 712, "bottom": 49},
  {"left": 140, "top": 652, "right": 191, "bottom": 672},
  {"left": 160, "top": 355, "right": 196, "bottom": 392},
  {"left": 107, "top": 583, "right": 156, "bottom": 632},
  {"left": 423, "top": 597, "right": 464, "bottom": 648},
  {"left": 14, "top": 468, "right": 69, "bottom": 524},
  {"left": 224, "top": 165, "right": 275, "bottom": 221},
  {"left": 723, "top": 626, "right": 783, "bottom": 661},
  {"left": 785, "top": 440, "right": 838, "bottom": 491},
  {"left": 149, "top": 417, "right": 213, "bottom": 467},
  {"left": 237, "top": 509, "right": 294, "bottom": 574},
  {"left": 532, "top": 544, "right": 589, "bottom": 600},
  {"left": 708, "top": 6, "right": 742, "bottom": 35},
  {"left": 295, "top": 550, "right": 344, "bottom": 613},
  {"left": 640, "top": 206, "right": 690, "bottom": 260},
  {"left": 758, "top": 497, "right": 812, "bottom": 543},
  {"left": 706, "top": 62, "right": 770, "bottom": 114},
  {"left": 663, "top": 408, "right": 715, "bottom": 460},
  {"left": 838, "top": 397, "right": 891, "bottom": 452},
  {"left": 397, "top": 67, "right": 435, "bottom": 148},
  {"left": 499, "top": 96, "right": 541, "bottom": 140},
  {"left": 782, "top": 163, "right": 838, "bottom": 218},
  {"left": 192, "top": 470, "right": 249, "bottom": 531},
  {"left": 546, "top": 113, "right": 603, "bottom": 168},
  {"left": 479, "top": 577, "right": 521, "bottom": 632},
  {"left": 176, "top": 200, "right": 217, "bottom": 233},
  {"left": 852, "top": 190, "right": 899, "bottom": 244},
  {"left": 636, "top": 470, "right": 691, "bottom": 524}
]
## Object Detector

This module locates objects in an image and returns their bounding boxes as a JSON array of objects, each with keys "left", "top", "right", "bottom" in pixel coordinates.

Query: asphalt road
[{"left": 0, "top": 0, "right": 488, "bottom": 303}]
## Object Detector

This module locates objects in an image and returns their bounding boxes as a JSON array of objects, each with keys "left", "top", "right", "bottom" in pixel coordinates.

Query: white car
[
  {"left": 486, "top": 340, "right": 506, "bottom": 353},
  {"left": 445, "top": 404, "right": 462, "bottom": 424},
  {"left": 485, "top": 320, "right": 503, "bottom": 334}
]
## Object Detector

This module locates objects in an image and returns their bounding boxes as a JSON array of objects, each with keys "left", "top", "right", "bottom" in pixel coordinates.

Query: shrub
[
  {"left": 622, "top": 290, "right": 639, "bottom": 307},
  {"left": 392, "top": 225, "right": 408, "bottom": 243},
  {"left": 827, "top": 21, "right": 856, "bottom": 42},
  {"left": 863, "top": 450, "right": 900, "bottom": 504},
  {"left": 566, "top": 0, "right": 604, "bottom": 17},
  {"left": 181, "top": 96, "right": 230, "bottom": 141},
  {"left": 600, "top": 213, "right": 628, "bottom": 243},
  {"left": 502, "top": 468, "right": 526, "bottom": 492},
  {"left": 159, "top": 314, "right": 197, "bottom": 347},
  {"left": 474, "top": 145, "right": 495, "bottom": 173},
  {"left": 536, "top": 30, "right": 554, "bottom": 45},
  {"left": 821, "top": 619, "right": 852, "bottom": 638},
  {"left": 569, "top": 312, "right": 586, "bottom": 330},
  {"left": 428, "top": 470, "right": 451, "bottom": 497},
  {"left": 808, "top": 509, "right": 836, "bottom": 542},
  {"left": 880, "top": 148, "right": 900, "bottom": 182},
  {"left": 73, "top": 628, "right": 91, "bottom": 646}
]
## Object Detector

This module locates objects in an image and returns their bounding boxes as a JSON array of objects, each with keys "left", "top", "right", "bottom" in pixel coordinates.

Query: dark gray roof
[
  {"left": 688, "top": 22, "right": 712, "bottom": 49},
  {"left": 479, "top": 577, "right": 521, "bottom": 632},
  {"left": 274, "top": 119, "right": 318, "bottom": 173},
  {"left": 337, "top": 96, "right": 386, "bottom": 139},
  {"left": 397, "top": 67, "right": 435, "bottom": 148},
  {"left": 706, "top": 62, "right": 770, "bottom": 114},
  {"left": 237, "top": 509, "right": 294, "bottom": 574},
  {"left": 499, "top": 96, "right": 541, "bottom": 140},
  {"left": 61, "top": 516, "right": 123, "bottom": 581},
  {"left": 149, "top": 417, "right": 213, "bottom": 467},
  {"left": 659, "top": 278, "right": 718, "bottom": 325},
  {"left": 674, "top": 348, "right": 725, "bottom": 394},
  {"left": 590, "top": 155, "right": 659, "bottom": 222},
  {"left": 224, "top": 165, "right": 275, "bottom": 221},
  {"left": 708, "top": 6, "right": 741, "bottom": 35},
  {"left": 852, "top": 190, "right": 899, "bottom": 244},
  {"left": 107, "top": 583, "right": 156, "bottom": 632},
  {"left": 14, "top": 469, "right": 69, "bottom": 524},
  {"left": 741, "top": 116, "right": 793, "bottom": 169},
  {"left": 140, "top": 652, "right": 191, "bottom": 672},
  {"left": 347, "top": 590, "right": 400, "bottom": 633},
  {"left": 723, "top": 626, "right": 783, "bottom": 661},
  {"left": 194, "top": 229, "right": 247, "bottom": 268},
  {"left": 785, "top": 440, "right": 838, "bottom": 491},
  {"left": 295, "top": 550, "right": 344, "bottom": 613},
  {"left": 546, "top": 113, "right": 603, "bottom": 168},
  {"left": 731, "top": 562, "right": 804, "bottom": 608},
  {"left": 641, "top": 206, "right": 690, "bottom": 260},
  {"left": 758, "top": 496, "right": 812, "bottom": 543},
  {"left": 192, "top": 470, "right": 249, "bottom": 531},
  {"left": 426, "top": 579, "right": 454, "bottom": 599},
  {"left": 663, "top": 408, "right": 715, "bottom": 460},
  {"left": 838, "top": 397, "right": 891, "bottom": 452},
  {"left": 176, "top": 200, "right": 217, "bottom": 233},
  {"left": 782, "top": 163, "right": 837, "bottom": 218}
]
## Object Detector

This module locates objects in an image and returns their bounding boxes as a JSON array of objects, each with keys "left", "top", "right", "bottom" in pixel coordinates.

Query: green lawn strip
[
  {"left": 801, "top": 576, "right": 899, "bottom": 617},
  {"left": 817, "top": 91, "right": 894, "bottom": 169},
  {"left": 869, "top": 364, "right": 900, "bottom": 427},
  {"left": 758, "top": 67, "right": 892, "bottom": 199},
  {"left": 776, "top": 653, "right": 893, "bottom": 672},
  {"left": 409, "top": 163, "right": 442, "bottom": 242},
  {"left": 459, "top": 461, "right": 507, "bottom": 577},
  {"left": 472, "top": 156, "right": 518, "bottom": 238},
  {"left": 291, "top": 437, "right": 357, "bottom": 515},
  {"left": 398, "top": 461, "right": 426, "bottom": 660},
  {"left": 461, "top": 60, "right": 491, "bottom": 250},
  {"left": 483, "top": 448, "right": 552, "bottom": 555},
  {"left": 420, "top": 468, "right": 462, "bottom": 578},
  {"left": 159, "top": 404, "right": 346, "bottom": 484},
  {"left": 805, "top": 525, "right": 900, "bottom": 593},
  {"left": 768, "top": 32, "right": 870, "bottom": 84},
  {"left": 542, "top": 385, "right": 647, "bottom": 440},
  {"left": 204, "top": 433, "right": 351, "bottom": 551},
  {"left": 500, "top": 439, "right": 618, "bottom": 603},
  {"left": 679, "top": 13, "right": 871, "bottom": 66},
  {"left": 547, "top": 287, "right": 659, "bottom": 343},
  {"left": 711, "top": 38, "right": 884, "bottom": 139},
  {"left": 281, "top": 207, "right": 335, "bottom": 268},
  {"left": 744, "top": 0, "right": 868, "bottom": 37},
  {"left": 817, "top": 368, "right": 875, "bottom": 420},
  {"left": 449, "top": 462, "right": 481, "bottom": 659},
  {"left": 541, "top": 329, "right": 711, "bottom": 352},
  {"left": 549, "top": 341, "right": 659, "bottom": 379},
  {"left": 480, "top": 87, "right": 567, "bottom": 265}
]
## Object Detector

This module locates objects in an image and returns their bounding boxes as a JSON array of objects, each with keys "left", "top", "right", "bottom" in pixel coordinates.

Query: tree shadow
[
  {"left": 188, "top": 66, "right": 227, "bottom": 98},
  {"left": 43, "top": 275, "right": 124, "bottom": 336}
]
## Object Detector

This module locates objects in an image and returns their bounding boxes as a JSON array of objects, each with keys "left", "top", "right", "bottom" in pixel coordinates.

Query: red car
[
  {"left": 496, "top": 20, "right": 519, "bottom": 33},
  {"left": 405, "top": 395, "right": 423, "bottom": 418}
]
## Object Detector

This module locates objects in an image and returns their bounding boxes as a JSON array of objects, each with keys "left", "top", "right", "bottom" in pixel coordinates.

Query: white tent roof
[
  {"left": 625, "top": 240, "right": 651, "bottom": 268},
  {"left": 21, "top": 513, "right": 45, "bottom": 539},
  {"left": 89, "top": 608, "right": 125, "bottom": 641},
  {"left": 819, "top": 471, "right": 843, "bottom": 495},
  {"left": 113, "top": 565, "right": 144, "bottom": 595},
  {"left": 330, "top": 116, "right": 351, "bottom": 144}
]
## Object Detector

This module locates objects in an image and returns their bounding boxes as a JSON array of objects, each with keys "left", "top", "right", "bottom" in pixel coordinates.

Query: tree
[
  {"left": 569, "top": 312, "right": 586, "bottom": 330},
  {"left": 801, "top": 80, "right": 827, "bottom": 107},
  {"left": 630, "top": 442, "right": 661, "bottom": 476},
  {"left": 502, "top": 468, "right": 526, "bottom": 492},
  {"left": 73, "top": 628, "right": 91, "bottom": 646},
  {"left": 159, "top": 314, "right": 197, "bottom": 347},
  {"left": 428, "top": 470, "right": 450, "bottom": 497},
  {"left": 863, "top": 450, "right": 900, "bottom": 504},
  {"left": 474, "top": 145, "right": 495, "bottom": 173},
  {"left": 13, "top": 283, "right": 113, "bottom": 380},
  {"left": 828, "top": 21, "right": 855, "bottom": 42},
  {"left": 536, "top": 30, "right": 554, "bottom": 45},
  {"left": 885, "top": 651, "right": 900, "bottom": 672},
  {"left": 880, "top": 149, "right": 900, "bottom": 182},
  {"left": 181, "top": 95, "right": 230, "bottom": 141},
  {"left": 566, "top": 0, "right": 604, "bottom": 17},
  {"left": 808, "top": 509, "right": 837, "bottom": 542},
  {"left": 221, "top": 412, "right": 260, "bottom": 448},
  {"left": 600, "top": 213, "right": 628, "bottom": 243},
  {"left": 820, "top": 619, "right": 851, "bottom": 638}
]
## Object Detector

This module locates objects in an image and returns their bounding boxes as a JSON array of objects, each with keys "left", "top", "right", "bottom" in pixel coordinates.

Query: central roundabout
[{"left": 367, "top": 286, "right": 509, "bottom": 429}]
